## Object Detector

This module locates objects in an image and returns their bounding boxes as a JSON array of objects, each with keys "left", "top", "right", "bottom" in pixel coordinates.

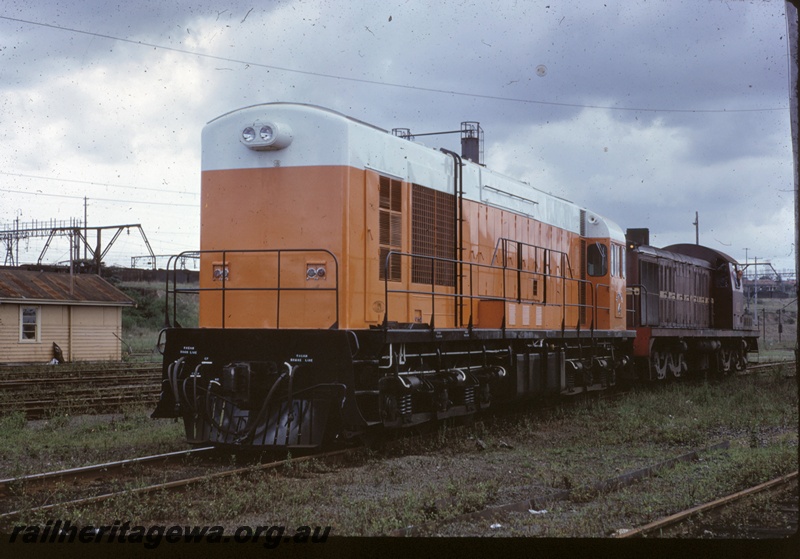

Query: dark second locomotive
[{"left": 152, "top": 103, "right": 758, "bottom": 450}]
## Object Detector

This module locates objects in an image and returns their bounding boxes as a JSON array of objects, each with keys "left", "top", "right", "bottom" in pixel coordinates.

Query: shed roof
[{"left": 0, "top": 269, "right": 134, "bottom": 306}]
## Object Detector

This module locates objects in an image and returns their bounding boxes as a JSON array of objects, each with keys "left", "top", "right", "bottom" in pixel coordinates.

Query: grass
[
  {"left": 511, "top": 441, "right": 798, "bottom": 538},
  {"left": 117, "top": 281, "right": 198, "bottom": 361},
  {"left": 0, "top": 407, "right": 186, "bottom": 479},
  {"left": 4, "top": 282, "right": 796, "bottom": 536},
  {"left": 4, "top": 370, "right": 795, "bottom": 536},
  {"left": 605, "top": 376, "right": 798, "bottom": 447}
]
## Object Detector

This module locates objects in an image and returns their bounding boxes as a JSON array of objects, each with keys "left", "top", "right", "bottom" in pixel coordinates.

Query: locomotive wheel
[
  {"left": 667, "top": 352, "right": 683, "bottom": 379},
  {"left": 733, "top": 349, "right": 747, "bottom": 372},
  {"left": 720, "top": 349, "right": 733, "bottom": 374},
  {"left": 651, "top": 351, "right": 668, "bottom": 380}
]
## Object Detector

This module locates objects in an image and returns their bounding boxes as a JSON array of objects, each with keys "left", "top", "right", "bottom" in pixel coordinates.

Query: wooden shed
[{"left": 0, "top": 269, "right": 134, "bottom": 363}]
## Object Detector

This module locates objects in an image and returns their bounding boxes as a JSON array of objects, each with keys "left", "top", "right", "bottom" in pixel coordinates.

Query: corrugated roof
[{"left": 0, "top": 269, "right": 134, "bottom": 306}]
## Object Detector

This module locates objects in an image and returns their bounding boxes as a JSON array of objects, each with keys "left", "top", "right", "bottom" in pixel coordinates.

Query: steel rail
[
  {"left": 0, "top": 365, "right": 161, "bottom": 377},
  {"left": 3, "top": 392, "right": 161, "bottom": 420},
  {"left": 745, "top": 361, "right": 796, "bottom": 372},
  {"left": 0, "top": 448, "right": 351, "bottom": 522},
  {"left": 616, "top": 470, "right": 799, "bottom": 538},
  {"left": 0, "top": 447, "right": 215, "bottom": 496},
  {"left": 0, "top": 366, "right": 163, "bottom": 418},
  {"left": 0, "top": 376, "right": 160, "bottom": 389}
]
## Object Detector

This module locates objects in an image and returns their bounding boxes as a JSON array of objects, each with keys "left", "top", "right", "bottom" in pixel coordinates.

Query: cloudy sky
[{"left": 0, "top": 1, "right": 795, "bottom": 275}]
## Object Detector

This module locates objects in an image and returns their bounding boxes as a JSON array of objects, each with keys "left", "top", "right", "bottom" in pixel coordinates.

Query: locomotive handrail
[
  {"left": 594, "top": 282, "right": 613, "bottom": 328},
  {"left": 565, "top": 276, "right": 595, "bottom": 330},
  {"left": 489, "top": 237, "right": 591, "bottom": 329},
  {"left": 625, "top": 283, "right": 648, "bottom": 328},
  {"left": 382, "top": 251, "right": 595, "bottom": 331},
  {"left": 491, "top": 237, "right": 577, "bottom": 279},
  {"left": 164, "top": 252, "right": 197, "bottom": 328},
  {"left": 164, "top": 249, "right": 339, "bottom": 329},
  {"left": 625, "top": 283, "right": 661, "bottom": 328}
]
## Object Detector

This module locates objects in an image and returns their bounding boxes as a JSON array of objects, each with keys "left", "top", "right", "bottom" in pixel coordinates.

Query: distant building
[
  {"left": 0, "top": 269, "right": 134, "bottom": 363},
  {"left": 742, "top": 277, "right": 796, "bottom": 299}
]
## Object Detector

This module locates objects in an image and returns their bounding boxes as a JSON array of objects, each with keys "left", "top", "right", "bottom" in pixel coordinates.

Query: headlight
[
  {"left": 259, "top": 125, "right": 274, "bottom": 142},
  {"left": 240, "top": 121, "right": 293, "bottom": 150},
  {"left": 306, "top": 263, "right": 327, "bottom": 281}
]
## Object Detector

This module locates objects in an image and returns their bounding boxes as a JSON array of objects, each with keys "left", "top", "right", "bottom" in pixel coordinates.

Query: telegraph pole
[
  {"left": 84, "top": 197, "right": 88, "bottom": 261},
  {"left": 789, "top": 4, "right": 799, "bottom": 368},
  {"left": 754, "top": 257, "right": 759, "bottom": 328},
  {"left": 14, "top": 212, "right": 19, "bottom": 266},
  {"left": 744, "top": 248, "right": 749, "bottom": 313},
  {"left": 693, "top": 211, "right": 699, "bottom": 245}
]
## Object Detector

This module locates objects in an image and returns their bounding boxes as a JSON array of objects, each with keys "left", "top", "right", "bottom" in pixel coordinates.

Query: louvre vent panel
[{"left": 379, "top": 176, "right": 403, "bottom": 282}]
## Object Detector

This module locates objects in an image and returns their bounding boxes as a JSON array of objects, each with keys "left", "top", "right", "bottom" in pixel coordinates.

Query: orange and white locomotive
[{"left": 152, "top": 103, "right": 754, "bottom": 450}]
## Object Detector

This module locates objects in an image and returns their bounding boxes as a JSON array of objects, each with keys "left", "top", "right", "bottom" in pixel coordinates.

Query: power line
[
  {"left": 0, "top": 171, "right": 198, "bottom": 196},
  {"left": 0, "top": 187, "right": 199, "bottom": 208},
  {"left": 0, "top": 14, "right": 789, "bottom": 115}
]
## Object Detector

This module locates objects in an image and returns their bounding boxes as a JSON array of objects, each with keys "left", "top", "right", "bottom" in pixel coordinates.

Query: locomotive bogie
[{"left": 153, "top": 328, "right": 361, "bottom": 448}]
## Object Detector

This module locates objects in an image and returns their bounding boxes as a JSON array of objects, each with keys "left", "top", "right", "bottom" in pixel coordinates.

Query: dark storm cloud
[
  {"left": 0, "top": 0, "right": 793, "bottom": 269},
  {"left": 0, "top": 1, "right": 274, "bottom": 87}
]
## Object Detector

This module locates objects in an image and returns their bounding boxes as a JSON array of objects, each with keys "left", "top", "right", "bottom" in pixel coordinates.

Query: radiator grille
[{"left": 411, "top": 184, "right": 455, "bottom": 286}]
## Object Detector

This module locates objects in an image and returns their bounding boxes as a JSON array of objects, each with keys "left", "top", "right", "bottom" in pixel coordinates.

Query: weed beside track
[{"left": 3, "top": 368, "right": 792, "bottom": 538}]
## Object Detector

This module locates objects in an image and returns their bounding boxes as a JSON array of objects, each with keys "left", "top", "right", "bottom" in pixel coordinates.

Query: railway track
[
  {"left": 0, "top": 360, "right": 792, "bottom": 421},
  {"left": 617, "top": 471, "right": 798, "bottom": 539},
  {"left": 746, "top": 360, "right": 796, "bottom": 375},
  {"left": 384, "top": 440, "right": 798, "bottom": 538},
  {"left": 0, "top": 447, "right": 352, "bottom": 527},
  {"left": 0, "top": 366, "right": 794, "bottom": 536},
  {"left": 0, "top": 447, "right": 215, "bottom": 504},
  {"left": 0, "top": 362, "right": 160, "bottom": 379},
  {"left": 0, "top": 364, "right": 161, "bottom": 419},
  {"left": 0, "top": 446, "right": 215, "bottom": 523}
]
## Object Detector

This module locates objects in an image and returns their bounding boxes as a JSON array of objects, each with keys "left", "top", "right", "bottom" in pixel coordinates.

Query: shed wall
[{"left": 0, "top": 303, "right": 124, "bottom": 363}]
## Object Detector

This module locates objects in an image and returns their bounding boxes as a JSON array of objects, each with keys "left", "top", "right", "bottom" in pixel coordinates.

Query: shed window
[
  {"left": 20, "top": 306, "right": 40, "bottom": 342},
  {"left": 587, "top": 242, "right": 608, "bottom": 277}
]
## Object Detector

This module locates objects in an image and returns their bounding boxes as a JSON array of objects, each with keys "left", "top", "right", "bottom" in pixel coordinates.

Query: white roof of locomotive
[{"left": 203, "top": 103, "right": 625, "bottom": 243}]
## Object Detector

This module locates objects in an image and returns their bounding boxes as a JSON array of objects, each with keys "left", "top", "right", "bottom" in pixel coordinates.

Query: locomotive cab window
[
  {"left": 587, "top": 242, "right": 608, "bottom": 277},
  {"left": 610, "top": 244, "right": 617, "bottom": 277},
  {"left": 612, "top": 244, "right": 625, "bottom": 278}
]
